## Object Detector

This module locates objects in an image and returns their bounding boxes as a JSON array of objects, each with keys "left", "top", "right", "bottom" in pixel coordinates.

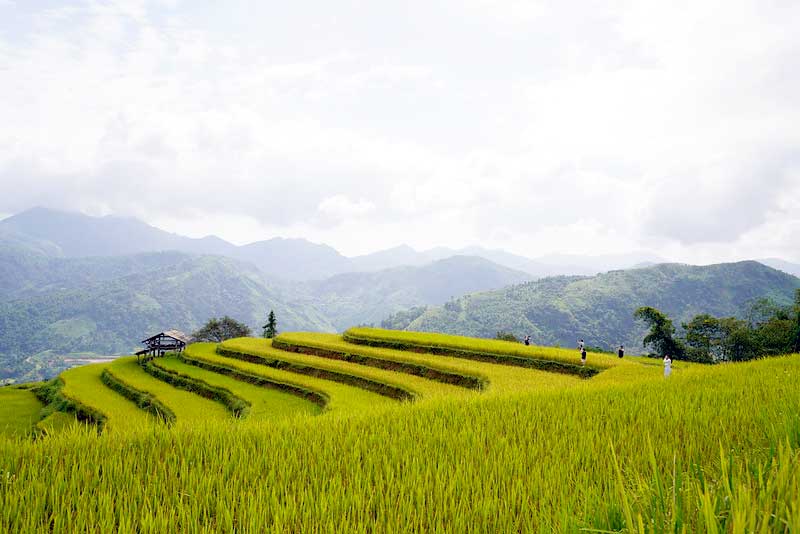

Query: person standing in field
[
  {"left": 581, "top": 347, "right": 587, "bottom": 365},
  {"left": 524, "top": 335, "right": 531, "bottom": 346},
  {"left": 617, "top": 345, "right": 624, "bottom": 358},
  {"left": 578, "top": 339, "right": 584, "bottom": 351},
  {"left": 663, "top": 354, "right": 672, "bottom": 377}
]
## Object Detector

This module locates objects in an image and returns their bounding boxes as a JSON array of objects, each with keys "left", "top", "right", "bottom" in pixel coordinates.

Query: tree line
[{"left": 635, "top": 289, "right": 800, "bottom": 362}]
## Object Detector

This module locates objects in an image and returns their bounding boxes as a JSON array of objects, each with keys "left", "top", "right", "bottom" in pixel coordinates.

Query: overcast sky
[{"left": 1, "top": 0, "right": 799, "bottom": 262}]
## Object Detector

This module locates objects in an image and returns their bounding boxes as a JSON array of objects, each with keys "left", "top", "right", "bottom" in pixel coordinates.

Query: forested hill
[
  {"left": 305, "top": 255, "right": 531, "bottom": 331},
  {"left": 0, "top": 249, "right": 529, "bottom": 383},
  {"left": 0, "top": 255, "right": 336, "bottom": 383},
  {"left": 384, "top": 261, "right": 800, "bottom": 352}
]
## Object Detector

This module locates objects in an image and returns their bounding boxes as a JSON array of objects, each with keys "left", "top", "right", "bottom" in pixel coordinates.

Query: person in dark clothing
[
  {"left": 524, "top": 335, "right": 531, "bottom": 346},
  {"left": 581, "top": 347, "right": 587, "bottom": 365},
  {"left": 617, "top": 345, "right": 624, "bottom": 358}
]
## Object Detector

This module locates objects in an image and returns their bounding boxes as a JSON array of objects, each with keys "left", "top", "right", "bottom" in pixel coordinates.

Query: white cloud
[
  {"left": 0, "top": 0, "right": 798, "bottom": 261},
  {"left": 318, "top": 195, "right": 375, "bottom": 220}
]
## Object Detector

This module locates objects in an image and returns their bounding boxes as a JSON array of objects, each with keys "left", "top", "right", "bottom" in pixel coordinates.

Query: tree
[
  {"left": 495, "top": 331, "right": 519, "bottom": 343},
  {"left": 634, "top": 306, "right": 685, "bottom": 358},
  {"left": 746, "top": 297, "right": 785, "bottom": 328},
  {"left": 263, "top": 310, "right": 277, "bottom": 339},
  {"left": 192, "top": 316, "right": 252, "bottom": 343},
  {"left": 718, "top": 317, "right": 756, "bottom": 361},
  {"left": 683, "top": 314, "right": 723, "bottom": 359},
  {"left": 752, "top": 317, "right": 794, "bottom": 356}
]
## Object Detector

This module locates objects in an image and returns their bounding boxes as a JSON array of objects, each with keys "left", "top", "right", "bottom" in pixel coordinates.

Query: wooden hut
[{"left": 136, "top": 330, "right": 191, "bottom": 361}]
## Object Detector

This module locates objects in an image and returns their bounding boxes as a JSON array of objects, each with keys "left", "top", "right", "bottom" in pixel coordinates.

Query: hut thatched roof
[{"left": 141, "top": 330, "right": 191, "bottom": 344}]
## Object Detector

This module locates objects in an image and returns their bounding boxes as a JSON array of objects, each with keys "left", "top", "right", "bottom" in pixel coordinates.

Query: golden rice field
[{"left": 1, "top": 327, "right": 799, "bottom": 532}]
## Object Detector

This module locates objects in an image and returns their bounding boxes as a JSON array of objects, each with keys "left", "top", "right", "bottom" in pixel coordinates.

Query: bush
[
  {"left": 192, "top": 316, "right": 252, "bottom": 343},
  {"left": 495, "top": 331, "right": 519, "bottom": 343}
]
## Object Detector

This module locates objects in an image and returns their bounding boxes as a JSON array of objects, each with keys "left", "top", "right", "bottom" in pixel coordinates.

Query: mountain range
[
  {"left": 383, "top": 261, "right": 800, "bottom": 352},
  {"left": 0, "top": 209, "right": 534, "bottom": 381},
  {"left": 2, "top": 207, "right": 800, "bottom": 382},
  {"left": 0, "top": 207, "right": 681, "bottom": 279}
]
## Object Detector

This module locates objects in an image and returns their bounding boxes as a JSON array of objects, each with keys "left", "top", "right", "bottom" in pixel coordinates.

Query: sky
[{"left": 0, "top": 0, "right": 799, "bottom": 262}]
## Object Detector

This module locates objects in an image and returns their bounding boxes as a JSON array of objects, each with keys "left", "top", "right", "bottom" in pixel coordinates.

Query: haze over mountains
[
  {"left": 0, "top": 208, "right": 535, "bottom": 381},
  {"left": 1, "top": 208, "right": 676, "bottom": 280},
  {"left": 2, "top": 207, "right": 800, "bottom": 383}
]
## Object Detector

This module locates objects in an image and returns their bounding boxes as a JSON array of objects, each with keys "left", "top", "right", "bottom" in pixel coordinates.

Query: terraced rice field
[
  {"left": 344, "top": 326, "right": 619, "bottom": 371},
  {"left": 60, "top": 362, "right": 158, "bottom": 432},
  {"left": 2, "top": 328, "right": 799, "bottom": 531},
  {"left": 35, "top": 411, "right": 78, "bottom": 435},
  {"left": 106, "top": 357, "right": 231, "bottom": 426},
  {"left": 218, "top": 337, "right": 470, "bottom": 400},
  {"left": 181, "top": 342, "right": 394, "bottom": 414},
  {"left": 271, "top": 332, "right": 589, "bottom": 394},
  {"left": 0, "top": 387, "right": 42, "bottom": 437},
  {"left": 156, "top": 345, "right": 321, "bottom": 420}
]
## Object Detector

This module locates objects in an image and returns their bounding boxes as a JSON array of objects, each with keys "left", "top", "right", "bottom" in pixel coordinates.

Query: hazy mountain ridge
[
  {"left": 0, "top": 208, "right": 686, "bottom": 279},
  {"left": 305, "top": 255, "right": 532, "bottom": 330},
  {"left": 0, "top": 215, "right": 536, "bottom": 381},
  {"left": 386, "top": 261, "right": 800, "bottom": 353}
]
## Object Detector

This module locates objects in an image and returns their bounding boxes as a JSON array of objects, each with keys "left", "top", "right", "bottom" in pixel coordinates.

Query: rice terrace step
[{"left": 2, "top": 328, "right": 799, "bottom": 532}]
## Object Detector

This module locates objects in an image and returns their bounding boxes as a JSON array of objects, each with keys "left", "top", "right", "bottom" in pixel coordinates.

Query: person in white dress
[{"left": 663, "top": 354, "right": 672, "bottom": 377}]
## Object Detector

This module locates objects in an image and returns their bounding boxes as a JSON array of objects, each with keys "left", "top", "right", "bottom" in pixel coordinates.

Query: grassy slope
[
  {"left": 186, "top": 347, "right": 394, "bottom": 414},
  {"left": 107, "top": 357, "right": 231, "bottom": 426},
  {"left": 60, "top": 363, "right": 159, "bottom": 432},
  {"left": 220, "top": 338, "right": 469, "bottom": 400},
  {"left": 157, "top": 347, "right": 321, "bottom": 420},
  {"left": 0, "top": 387, "right": 42, "bottom": 437},
  {"left": 275, "top": 332, "right": 587, "bottom": 394},
  {"left": 1, "top": 354, "right": 799, "bottom": 531}
]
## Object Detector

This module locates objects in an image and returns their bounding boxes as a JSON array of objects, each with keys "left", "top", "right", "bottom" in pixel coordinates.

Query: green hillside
[
  {"left": 1, "top": 328, "right": 799, "bottom": 531},
  {"left": 0, "top": 248, "right": 190, "bottom": 300},
  {"left": 388, "top": 261, "right": 800, "bottom": 352},
  {"left": 0, "top": 248, "right": 533, "bottom": 383},
  {"left": 0, "top": 255, "right": 335, "bottom": 382},
  {"left": 305, "top": 255, "right": 531, "bottom": 330}
]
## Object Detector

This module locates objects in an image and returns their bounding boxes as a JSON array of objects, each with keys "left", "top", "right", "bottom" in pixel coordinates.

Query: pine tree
[{"left": 263, "top": 310, "right": 277, "bottom": 339}]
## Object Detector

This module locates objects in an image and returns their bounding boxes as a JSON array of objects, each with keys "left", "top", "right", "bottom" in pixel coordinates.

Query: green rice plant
[
  {"left": 143, "top": 357, "right": 251, "bottom": 417},
  {"left": 219, "top": 338, "right": 469, "bottom": 401},
  {"left": 155, "top": 348, "right": 320, "bottom": 420},
  {"left": 269, "top": 336, "right": 487, "bottom": 390},
  {"left": 1, "top": 353, "right": 799, "bottom": 531},
  {"left": 178, "top": 347, "right": 329, "bottom": 409},
  {"left": 273, "top": 332, "right": 584, "bottom": 395},
  {"left": 217, "top": 345, "right": 417, "bottom": 401},
  {"left": 106, "top": 357, "right": 231, "bottom": 426},
  {"left": 32, "top": 376, "right": 108, "bottom": 431},
  {"left": 182, "top": 344, "right": 395, "bottom": 414},
  {"left": 344, "top": 326, "right": 621, "bottom": 373},
  {"left": 0, "top": 387, "right": 42, "bottom": 438},
  {"left": 59, "top": 362, "right": 160, "bottom": 432},
  {"left": 101, "top": 367, "right": 176, "bottom": 425},
  {"left": 34, "top": 411, "right": 77, "bottom": 436},
  {"left": 2, "top": 326, "right": 799, "bottom": 532}
]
